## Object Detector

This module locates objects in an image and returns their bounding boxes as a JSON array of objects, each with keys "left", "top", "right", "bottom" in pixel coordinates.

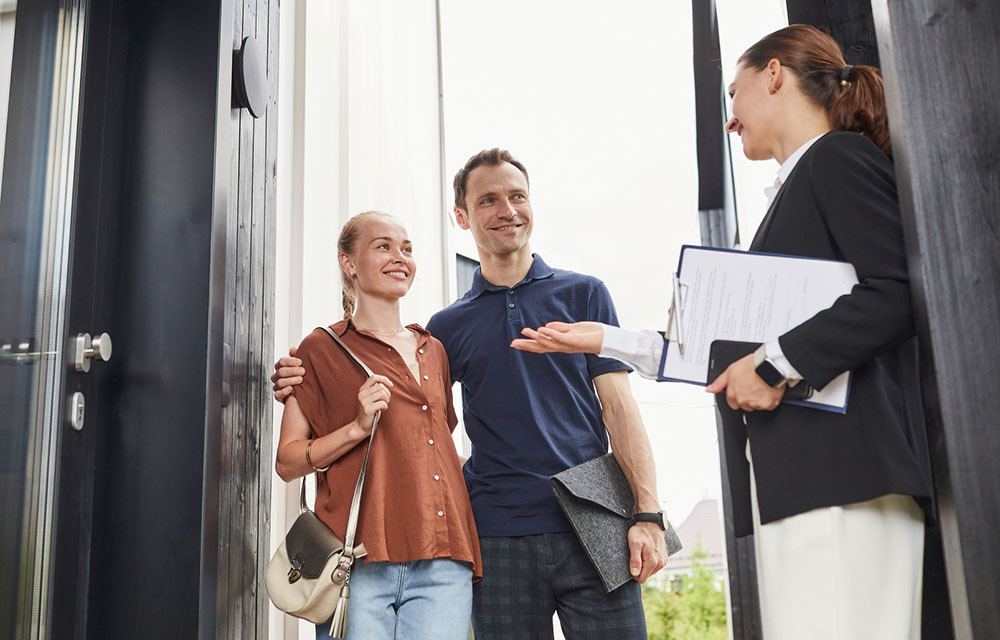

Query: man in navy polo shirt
[
  {"left": 272, "top": 148, "right": 667, "bottom": 638},
  {"left": 428, "top": 148, "right": 666, "bottom": 639}
]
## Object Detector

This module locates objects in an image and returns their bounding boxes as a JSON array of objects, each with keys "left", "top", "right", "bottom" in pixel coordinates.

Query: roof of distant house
[{"left": 668, "top": 498, "right": 725, "bottom": 570}]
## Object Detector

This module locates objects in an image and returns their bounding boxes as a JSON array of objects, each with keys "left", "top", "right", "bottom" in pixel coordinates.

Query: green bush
[{"left": 643, "top": 544, "right": 727, "bottom": 640}]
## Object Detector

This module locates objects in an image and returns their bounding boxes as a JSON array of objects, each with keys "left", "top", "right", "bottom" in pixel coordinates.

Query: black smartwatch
[
  {"left": 633, "top": 512, "right": 665, "bottom": 530},
  {"left": 753, "top": 344, "right": 788, "bottom": 388}
]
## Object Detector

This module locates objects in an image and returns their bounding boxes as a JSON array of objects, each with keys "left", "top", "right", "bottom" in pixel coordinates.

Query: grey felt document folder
[{"left": 551, "top": 453, "right": 683, "bottom": 592}]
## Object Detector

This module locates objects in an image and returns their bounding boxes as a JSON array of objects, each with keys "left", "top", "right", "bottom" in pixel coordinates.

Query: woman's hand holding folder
[{"left": 706, "top": 352, "right": 786, "bottom": 412}]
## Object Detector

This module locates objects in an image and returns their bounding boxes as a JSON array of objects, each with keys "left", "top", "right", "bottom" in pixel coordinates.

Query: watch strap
[{"left": 633, "top": 512, "right": 665, "bottom": 530}]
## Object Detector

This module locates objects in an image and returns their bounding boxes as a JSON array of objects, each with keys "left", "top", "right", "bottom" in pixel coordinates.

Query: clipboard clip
[{"left": 666, "top": 274, "right": 687, "bottom": 356}]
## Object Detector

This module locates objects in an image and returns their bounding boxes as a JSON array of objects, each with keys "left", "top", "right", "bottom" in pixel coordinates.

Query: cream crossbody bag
[{"left": 265, "top": 326, "right": 379, "bottom": 637}]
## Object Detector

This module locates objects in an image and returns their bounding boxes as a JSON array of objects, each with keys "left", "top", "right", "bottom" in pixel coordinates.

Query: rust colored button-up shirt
[{"left": 293, "top": 320, "right": 481, "bottom": 580}]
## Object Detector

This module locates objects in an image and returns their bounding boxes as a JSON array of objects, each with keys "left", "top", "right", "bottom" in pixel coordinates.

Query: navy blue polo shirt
[{"left": 426, "top": 254, "right": 631, "bottom": 537}]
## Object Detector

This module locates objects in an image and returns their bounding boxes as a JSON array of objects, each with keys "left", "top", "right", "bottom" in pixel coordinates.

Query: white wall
[
  {"left": 1, "top": 4, "right": 18, "bottom": 197},
  {"left": 271, "top": 0, "right": 447, "bottom": 637},
  {"left": 345, "top": 0, "right": 451, "bottom": 325}
]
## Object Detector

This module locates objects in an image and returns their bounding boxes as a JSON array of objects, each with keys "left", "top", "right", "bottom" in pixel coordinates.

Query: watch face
[{"left": 755, "top": 360, "right": 786, "bottom": 388}]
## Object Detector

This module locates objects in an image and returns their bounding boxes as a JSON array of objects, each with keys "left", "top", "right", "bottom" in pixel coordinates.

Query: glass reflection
[
  {"left": 0, "top": 4, "right": 24, "bottom": 637},
  {"left": 0, "top": 2, "right": 15, "bottom": 202},
  {"left": 1, "top": 0, "right": 89, "bottom": 637}
]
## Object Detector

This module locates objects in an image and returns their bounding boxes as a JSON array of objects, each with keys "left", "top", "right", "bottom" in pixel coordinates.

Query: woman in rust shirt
[{"left": 275, "top": 211, "right": 481, "bottom": 639}]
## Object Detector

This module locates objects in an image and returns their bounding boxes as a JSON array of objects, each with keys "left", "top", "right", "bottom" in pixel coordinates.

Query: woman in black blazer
[{"left": 513, "top": 25, "right": 933, "bottom": 639}]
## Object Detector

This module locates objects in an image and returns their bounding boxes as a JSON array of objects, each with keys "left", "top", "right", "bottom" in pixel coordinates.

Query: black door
[
  {"left": 48, "top": 1, "right": 126, "bottom": 635},
  {"left": 1, "top": 0, "right": 231, "bottom": 637}
]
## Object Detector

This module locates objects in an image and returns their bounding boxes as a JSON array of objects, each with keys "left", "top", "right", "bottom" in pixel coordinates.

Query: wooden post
[
  {"left": 217, "top": 0, "right": 279, "bottom": 636},
  {"left": 871, "top": 1, "right": 1000, "bottom": 637},
  {"left": 786, "top": 0, "right": 881, "bottom": 67}
]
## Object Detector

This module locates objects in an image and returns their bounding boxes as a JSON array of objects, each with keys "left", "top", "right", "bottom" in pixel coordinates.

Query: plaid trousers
[{"left": 472, "top": 532, "right": 646, "bottom": 640}]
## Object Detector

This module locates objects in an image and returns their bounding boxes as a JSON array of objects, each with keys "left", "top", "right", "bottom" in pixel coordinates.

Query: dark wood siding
[
  {"left": 873, "top": 1, "right": 1000, "bottom": 637},
  {"left": 218, "top": 0, "right": 279, "bottom": 636}
]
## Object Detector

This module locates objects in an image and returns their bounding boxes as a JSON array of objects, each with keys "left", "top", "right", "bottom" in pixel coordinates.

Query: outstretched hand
[{"left": 510, "top": 321, "right": 604, "bottom": 355}]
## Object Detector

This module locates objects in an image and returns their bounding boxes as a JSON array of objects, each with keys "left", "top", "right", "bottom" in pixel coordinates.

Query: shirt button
[
  {"left": 433, "top": 474, "right": 440, "bottom": 480},
  {"left": 418, "top": 348, "right": 424, "bottom": 354},
  {"left": 428, "top": 439, "right": 434, "bottom": 445},
  {"left": 508, "top": 289, "right": 514, "bottom": 294},
  {"left": 508, "top": 303, "right": 515, "bottom": 309},
  {"left": 437, "top": 511, "right": 444, "bottom": 517},
  {"left": 422, "top": 405, "right": 428, "bottom": 411},
  {"left": 423, "top": 374, "right": 429, "bottom": 380}
]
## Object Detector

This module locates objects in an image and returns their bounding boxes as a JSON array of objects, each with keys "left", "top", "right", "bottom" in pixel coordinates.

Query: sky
[{"left": 440, "top": 0, "right": 786, "bottom": 527}]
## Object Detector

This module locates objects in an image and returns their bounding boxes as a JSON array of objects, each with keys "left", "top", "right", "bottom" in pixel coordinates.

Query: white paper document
[{"left": 659, "top": 245, "right": 858, "bottom": 413}]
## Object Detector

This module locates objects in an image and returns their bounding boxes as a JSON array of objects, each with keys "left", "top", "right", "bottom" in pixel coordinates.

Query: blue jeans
[{"left": 315, "top": 558, "right": 472, "bottom": 640}]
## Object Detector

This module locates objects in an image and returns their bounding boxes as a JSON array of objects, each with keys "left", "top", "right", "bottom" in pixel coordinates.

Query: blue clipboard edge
[
  {"left": 660, "top": 244, "right": 855, "bottom": 415},
  {"left": 656, "top": 354, "right": 851, "bottom": 415}
]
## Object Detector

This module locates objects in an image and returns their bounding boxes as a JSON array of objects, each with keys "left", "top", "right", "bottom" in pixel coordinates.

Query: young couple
[
  {"left": 275, "top": 141, "right": 664, "bottom": 640},
  {"left": 273, "top": 24, "right": 933, "bottom": 640}
]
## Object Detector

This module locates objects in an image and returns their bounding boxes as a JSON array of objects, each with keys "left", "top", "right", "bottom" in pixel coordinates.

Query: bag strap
[{"left": 301, "top": 325, "right": 380, "bottom": 560}]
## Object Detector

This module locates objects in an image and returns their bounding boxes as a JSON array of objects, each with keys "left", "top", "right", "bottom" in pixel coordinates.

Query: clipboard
[{"left": 659, "top": 245, "right": 856, "bottom": 414}]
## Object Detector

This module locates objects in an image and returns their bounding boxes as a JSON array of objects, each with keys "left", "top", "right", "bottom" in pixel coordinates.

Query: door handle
[
  {"left": 72, "top": 332, "right": 113, "bottom": 372},
  {"left": 0, "top": 339, "right": 56, "bottom": 365}
]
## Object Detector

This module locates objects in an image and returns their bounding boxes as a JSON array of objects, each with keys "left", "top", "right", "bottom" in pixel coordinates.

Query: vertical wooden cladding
[
  {"left": 873, "top": 1, "right": 1000, "bottom": 637},
  {"left": 218, "top": 0, "right": 279, "bottom": 636},
  {"left": 786, "top": 0, "right": 881, "bottom": 67}
]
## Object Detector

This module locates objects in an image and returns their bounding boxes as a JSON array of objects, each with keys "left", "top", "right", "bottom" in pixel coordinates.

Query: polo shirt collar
[{"left": 467, "top": 253, "right": 555, "bottom": 300}]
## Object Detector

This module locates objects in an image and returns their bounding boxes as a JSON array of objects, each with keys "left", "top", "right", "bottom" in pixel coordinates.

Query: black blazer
[{"left": 724, "top": 130, "right": 934, "bottom": 537}]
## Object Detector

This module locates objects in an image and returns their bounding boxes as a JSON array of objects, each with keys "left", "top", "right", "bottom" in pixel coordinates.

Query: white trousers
[{"left": 747, "top": 443, "right": 925, "bottom": 640}]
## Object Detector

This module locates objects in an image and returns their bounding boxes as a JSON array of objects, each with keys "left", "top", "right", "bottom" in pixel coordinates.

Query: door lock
[
  {"left": 72, "top": 332, "right": 113, "bottom": 372},
  {"left": 69, "top": 392, "right": 85, "bottom": 431}
]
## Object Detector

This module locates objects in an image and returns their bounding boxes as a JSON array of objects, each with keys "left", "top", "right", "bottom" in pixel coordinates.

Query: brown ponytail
[
  {"left": 829, "top": 64, "right": 891, "bottom": 158},
  {"left": 739, "top": 24, "right": 892, "bottom": 158},
  {"left": 337, "top": 210, "right": 395, "bottom": 320}
]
